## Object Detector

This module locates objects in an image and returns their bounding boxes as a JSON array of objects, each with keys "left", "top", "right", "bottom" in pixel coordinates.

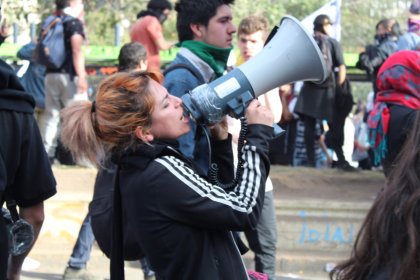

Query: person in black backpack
[
  {"left": 41, "top": 0, "right": 87, "bottom": 165},
  {"left": 294, "top": 14, "right": 347, "bottom": 168},
  {"left": 63, "top": 42, "right": 156, "bottom": 280},
  {"left": 60, "top": 69, "right": 273, "bottom": 280}
]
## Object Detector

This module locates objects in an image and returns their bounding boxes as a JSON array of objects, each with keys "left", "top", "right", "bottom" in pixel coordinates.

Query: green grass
[
  {"left": 1, "top": 43, "right": 360, "bottom": 67},
  {"left": 0, "top": 43, "right": 179, "bottom": 65}
]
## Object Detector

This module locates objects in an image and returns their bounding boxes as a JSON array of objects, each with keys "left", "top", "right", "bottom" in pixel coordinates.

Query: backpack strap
[
  {"left": 5, "top": 199, "right": 19, "bottom": 223},
  {"left": 163, "top": 63, "right": 206, "bottom": 84},
  {"left": 110, "top": 165, "right": 124, "bottom": 279},
  {"left": 40, "top": 17, "right": 61, "bottom": 38}
]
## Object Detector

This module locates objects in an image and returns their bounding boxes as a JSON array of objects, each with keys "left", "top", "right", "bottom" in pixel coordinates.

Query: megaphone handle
[{"left": 273, "top": 123, "right": 285, "bottom": 138}]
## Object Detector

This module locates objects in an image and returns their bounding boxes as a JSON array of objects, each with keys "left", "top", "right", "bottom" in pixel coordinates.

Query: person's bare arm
[
  {"left": 318, "top": 134, "right": 332, "bottom": 167},
  {"left": 337, "top": 64, "right": 346, "bottom": 86},
  {"left": 0, "top": 23, "right": 9, "bottom": 37},
  {"left": 71, "top": 33, "right": 88, "bottom": 93},
  {"left": 7, "top": 202, "right": 45, "bottom": 280},
  {"left": 155, "top": 37, "right": 172, "bottom": 51}
]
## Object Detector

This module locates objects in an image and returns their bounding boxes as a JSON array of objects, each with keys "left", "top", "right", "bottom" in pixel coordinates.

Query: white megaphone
[{"left": 182, "top": 15, "right": 327, "bottom": 128}]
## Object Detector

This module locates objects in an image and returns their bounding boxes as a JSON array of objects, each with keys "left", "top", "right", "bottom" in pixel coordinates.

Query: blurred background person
[
  {"left": 130, "top": 0, "right": 173, "bottom": 72},
  {"left": 16, "top": 41, "right": 46, "bottom": 131},
  {"left": 163, "top": 0, "right": 237, "bottom": 173},
  {"left": 42, "top": 0, "right": 87, "bottom": 165},
  {"left": 330, "top": 109, "right": 420, "bottom": 280},
  {"left": 294, "top": 14, "right": 347, "bottom": 169},
  {"left": 229, "top": 15, "right": 280, "bottom": 279},
  {"left": 397, "top": 0, "right": 420, "bottom": 51},
  {"left": 0, "top": 19, "right": 9, "bottom": 45},
  {"left": 356, "top": 18, "right": 401, "bottom": 97},
  {"left": 367, "top": 50, "right": 419, "bottom": 177}
]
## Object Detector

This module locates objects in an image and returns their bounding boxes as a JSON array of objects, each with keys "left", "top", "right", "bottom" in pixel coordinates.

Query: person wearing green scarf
[
  {"left": 178, "top": 40, "right": 232, "bottom": 78},
  {"left": 164, "top": 0, "right": 236, "bottom": 173}
]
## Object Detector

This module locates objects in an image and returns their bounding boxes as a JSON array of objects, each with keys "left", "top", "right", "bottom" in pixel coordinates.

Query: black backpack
[
  {"left": 89, "top": 162, "right": 144, "bottom": 261},
  {"left": 335, "top": 78, "right": 354, "bottom": 117},
  {"left": 311, "top": 34, "right": 334, "bottom": 88}
]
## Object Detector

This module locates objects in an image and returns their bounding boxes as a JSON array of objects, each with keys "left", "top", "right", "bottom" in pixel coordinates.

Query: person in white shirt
[{"left": 228, "top": 15, "right": 282, "bottom": 280}]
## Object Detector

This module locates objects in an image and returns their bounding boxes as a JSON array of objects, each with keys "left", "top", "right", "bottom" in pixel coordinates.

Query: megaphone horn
[{"left": 182, "top": 15, "right": 327, "bottom": 126}]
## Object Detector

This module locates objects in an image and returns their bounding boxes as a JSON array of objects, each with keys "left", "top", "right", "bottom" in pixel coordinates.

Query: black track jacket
[{"left": 117, "top": 124, "right": 272, "bottom": 279}]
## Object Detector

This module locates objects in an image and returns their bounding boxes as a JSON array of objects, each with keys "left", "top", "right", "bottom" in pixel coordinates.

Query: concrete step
[
  {"left": 276, "top": 197, "right": 370, "bottom": 252},
  {"left": 22, "top": 165, "right": 384, "bottom": 280},
  {"left": 277, "top": 249, "right": 347, "bottom": 279}
]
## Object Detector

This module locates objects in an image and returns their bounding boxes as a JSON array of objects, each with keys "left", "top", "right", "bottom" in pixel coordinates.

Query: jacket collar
[{"left": 115, "top": 139, "right": 187, "bottom": 170}]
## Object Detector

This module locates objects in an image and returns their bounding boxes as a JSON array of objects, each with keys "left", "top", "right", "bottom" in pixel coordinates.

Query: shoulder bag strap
[
  {"left": 110, "top": 165, "right": 124, "bottom": 279},
  {"left": 40, "top": 17, "right": 61, "bottom": 38},
  {"left": 5, "top": 199, "right": 19, "bottom": 223},
  {"left": 163, "top": 63, "right": 206, "bottom": 84}
]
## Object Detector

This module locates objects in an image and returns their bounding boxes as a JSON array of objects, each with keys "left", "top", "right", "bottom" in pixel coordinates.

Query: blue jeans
[{"left": 68, "top": 214, "right": 95, "bottom": 269}]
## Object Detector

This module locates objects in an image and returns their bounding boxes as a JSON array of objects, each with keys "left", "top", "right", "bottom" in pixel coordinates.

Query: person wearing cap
[
  {"left": 294, "top": 14, "right": 348, "bottom": 169},
  {"left": 356, "top": 18, "right": 401, "bottom": 96},
  {"left": 397, "top": 0, "right": 420, "bottom": 51},
  {"left": 130, "top": 0, "right": 173, "bottom": 71}
]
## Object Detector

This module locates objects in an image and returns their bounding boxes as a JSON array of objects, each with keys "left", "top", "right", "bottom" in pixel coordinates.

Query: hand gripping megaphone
[{"left": 181, "top": 15, "right": 327, "bottom": 127}]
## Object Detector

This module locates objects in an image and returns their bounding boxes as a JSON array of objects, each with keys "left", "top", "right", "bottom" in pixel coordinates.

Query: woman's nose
[{"left": 173, "top": 96, "right": 182, "bottom": 107}]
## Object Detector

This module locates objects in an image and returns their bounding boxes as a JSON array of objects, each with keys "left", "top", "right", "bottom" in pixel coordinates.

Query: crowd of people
[{"left": 0, "top": 0, "right": 419, "bottom": 279}]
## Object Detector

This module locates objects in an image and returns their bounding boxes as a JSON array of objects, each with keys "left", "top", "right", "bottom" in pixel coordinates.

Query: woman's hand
[
  {"left": 246, "top": 99, "right": 274, "bottom": 126},
  {"left": 209, "top": 117, "right": 229, "bottom": 140}
]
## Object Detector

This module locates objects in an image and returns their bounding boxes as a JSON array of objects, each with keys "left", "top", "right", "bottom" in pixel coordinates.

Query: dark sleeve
[
  {"left": 65, "top": 17, "right": 85, "bottom": 40},
  {"left": 330, "top": 38, "right": 345, "bottom": 67},
  {"left": 155, "top": 124, "right": 272, "bottom": 231},
  {"left": 1, "top": 111, "right": 56, "bottom": 207},
  {"left": 0, "top": 151, "right": 6, "bottom": 195},
  {"left": 387, "top": 106, "right": 417, "bottom": 164},
  {"left": 16, "top": 42, "right": 36, "bottom": 61},
  {"left": 356, "top": 41, "right": 396, "bottom": 74},
  {"left": 0, "top": 35, "right": 6, "bottom": 46},
  {"left": 210, "top": 134, "right": 234, "bottom": 184}
]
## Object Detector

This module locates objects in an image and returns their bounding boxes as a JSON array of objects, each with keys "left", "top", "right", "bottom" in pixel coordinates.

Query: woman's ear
[
  {"left": 135, "top": 126, "right": 154, "bottom": 143},
  {"left": 190, "top": 23, "right": 203, "bottom": 39}
]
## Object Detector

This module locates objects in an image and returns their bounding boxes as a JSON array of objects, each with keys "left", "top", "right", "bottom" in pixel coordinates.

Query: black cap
[
  {"left": 147, "top": 0, "right": 173, "bottom": 10},
  {"left": 313, "top": 14, "right": 332, "bottom": 29}
]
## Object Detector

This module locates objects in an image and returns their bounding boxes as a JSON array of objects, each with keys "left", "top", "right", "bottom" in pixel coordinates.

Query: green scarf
[{"left": 179, "top": 40, "right": 232, "bottom": 78}]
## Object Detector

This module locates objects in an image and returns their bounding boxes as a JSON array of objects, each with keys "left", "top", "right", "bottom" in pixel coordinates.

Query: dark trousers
[
  {"left": 0, "top": 216, "right": 8, "bottom": 279},
  {"left": 327, "top": 109, "right": 347, "bottom": 164},
  {"left": 302, "top": 116, "right": 316, "bottom": 167}
]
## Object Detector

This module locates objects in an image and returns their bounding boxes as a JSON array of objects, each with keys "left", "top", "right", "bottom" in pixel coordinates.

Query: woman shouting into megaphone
[{"left": 60, "top": 70, "right": 274, "bottom": 280}]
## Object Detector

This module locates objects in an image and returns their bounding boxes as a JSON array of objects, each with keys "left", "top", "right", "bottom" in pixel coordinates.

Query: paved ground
[{"left": 19, "top": 164, "right": 385, "bottom": 280}]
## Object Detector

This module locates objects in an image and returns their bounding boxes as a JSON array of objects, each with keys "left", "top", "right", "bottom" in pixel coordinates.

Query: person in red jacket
[{"left": 130, "top": 0, "right": 173, "bottom": 71}]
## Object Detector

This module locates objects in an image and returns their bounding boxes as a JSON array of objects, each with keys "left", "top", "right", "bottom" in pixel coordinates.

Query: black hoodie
[
  {"left": 116, "top": 125, "right": 272, "bottom": 279},
  {"left": 0, "top": 59, "right": 35, "bottom": 113}
]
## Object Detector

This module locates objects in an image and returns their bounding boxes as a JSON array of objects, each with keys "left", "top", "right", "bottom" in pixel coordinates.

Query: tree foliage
[{"left": 0, "top": 0, "right": 415, "bottom": 51}]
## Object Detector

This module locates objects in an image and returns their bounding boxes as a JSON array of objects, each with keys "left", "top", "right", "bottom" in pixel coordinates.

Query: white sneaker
[{"left": 22, "top": 257, "right": 40, "bottom": 271}]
